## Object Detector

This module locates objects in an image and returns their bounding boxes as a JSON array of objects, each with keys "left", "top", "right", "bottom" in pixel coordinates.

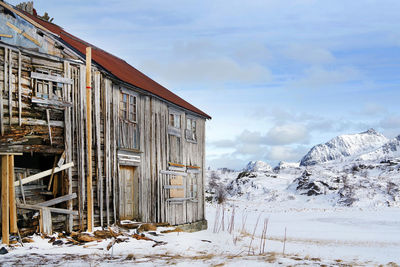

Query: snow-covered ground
[
  {"left": 0, "top": 203, "right": 399, "bottom": 266},
  {"left": 1, "top": 128, "right": 399, "bottom": 266}
]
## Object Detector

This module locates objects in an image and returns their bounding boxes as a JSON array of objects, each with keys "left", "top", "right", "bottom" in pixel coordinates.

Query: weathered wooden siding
[{"left": 0, "top": 10, "right": 207, "bottom": 231}]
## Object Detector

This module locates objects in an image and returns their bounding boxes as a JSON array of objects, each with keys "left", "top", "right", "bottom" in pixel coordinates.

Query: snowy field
[{"left": 0, "top": 202, "right": 399, "bottom": 266}]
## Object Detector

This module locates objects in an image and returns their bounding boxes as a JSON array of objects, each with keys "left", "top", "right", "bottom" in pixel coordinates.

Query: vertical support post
[
  {"left": 86, "top": 47, "right": 93, "bottom": 232},
  {"left": 8, "top": 49, "right": 12, "bottom": 126},
  {"left": 1, "top": 155, "right": 9, "bottom": 245},
  {"left": 8, "top": 155, "right": 17, "bottom": 234},
  {"left": 18, "top": 51, "right": 21, "bottom": 126},
  {"left": 1, "top": 47, "right": 7, "bottom": 135}
]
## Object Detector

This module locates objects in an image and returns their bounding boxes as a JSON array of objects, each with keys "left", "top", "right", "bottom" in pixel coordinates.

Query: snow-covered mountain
[
  {"left": 207, "top": 129, "right": 400, "bottom": 209},
  {"left": 244, "top": 160, "right": 272, "bottom": 172},
  {"left": 300, "top": 129, "right": 388, "bottom": 166},
  {"left": 358, "top": 135, "right": 400, "bottom": 161}
]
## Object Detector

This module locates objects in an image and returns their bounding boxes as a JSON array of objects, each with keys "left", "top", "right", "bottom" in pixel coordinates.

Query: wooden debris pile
[{"left": 14, "top": 223, "right": 172, "bottom": 249}]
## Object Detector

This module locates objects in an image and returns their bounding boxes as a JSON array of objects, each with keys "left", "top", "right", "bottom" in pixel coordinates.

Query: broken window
[
  {"left": 185, "top": 117, "right": 197, "bottom": 142},
  {"left": 169, "top": 113, "right": 181, "bottom": 129},
  {"left": 33, "top": 70, "right": 64, "bottom": 100}
]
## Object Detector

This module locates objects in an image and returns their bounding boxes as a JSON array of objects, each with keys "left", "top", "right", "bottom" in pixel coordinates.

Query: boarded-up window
[{"left": 170, "top": 175, "right": 184, "bottom": 198}]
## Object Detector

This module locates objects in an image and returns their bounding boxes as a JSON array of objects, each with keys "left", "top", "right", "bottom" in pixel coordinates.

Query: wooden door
[{"left": 119, "top": 165, "right": 138, "bottom": 220}]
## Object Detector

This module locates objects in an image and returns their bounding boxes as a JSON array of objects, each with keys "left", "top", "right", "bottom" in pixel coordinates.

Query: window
[
  {"left": 185, "top": 117, "right": 197, "bottom": 142},
  {"left": 120, "top": 92, "right": 137, "bottom": 123},
  {"left": 169, "top": 113, "right": 181, "bottom": 129},
  {"left": 189, "top": 174, "right": 198, "bottom": 198},
  {"left": 33, "top": 70, "right": 64, "bottom": 100},
  {"left": 119, "top": 90, "right": 139, "bottom": 150}
]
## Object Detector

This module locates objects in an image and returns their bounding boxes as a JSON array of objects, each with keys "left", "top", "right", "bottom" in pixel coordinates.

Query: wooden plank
[
  {"left": 8, "top": 155, "right": 17, "bottom": 233},
  {"left": 22, "top": 32, "right": 41, "bottom": 47},
  {"left": 0, "top": 2, "right": 55, "bottom": 35},
  {"left": 8, "top": 49, "right": 12, "bottom": 126},
  {"left": 17, "top": 173, "right": 26, "bottom": 204},
  {"left": 47, "top": 155, "right": 58, "bottom": 191},
  {"left": 0, "top": 34, "right": 12, "bottom": 38},
  {"left": 86, "top": 47, "right": 93, "bottom": 232},
  {"left": 160, "top": 170, "right": 188, "bottom": 176},
  {"left": 63, "top": 61, "right": 73, "bottom": 232},
  {"left": 104, "top": 79, "right": 110, "bottom": 225},
  {"left": 31, "top": 96, "right": 73, "bottom": 108},
  {"left": 112, "top": 84, "right": 119, "bottom": 223},
  {"left": 17, "top": 203, "right": 78, "bottom": 215},
  {"left": 38, "top": 193, "right": 77, "bottom": 207},
  {"left": 31, "top": 72, "right": 73, "bottom": 84},
  {"left": 1, "top": 155, "right": 9, "bottom": 244},
  {"left": 46, "top": 109, "right": 53, "bottom": 145},
  {"left": 78, "top": 65, "right": 86, "bottom": 230},
  {"left": 94, "top": 72, "right": 102, "bottom": 226},
  {"left": 18, "top": 51, "right": 21, "bottom": 126},
  {"left": 14, "top": 162, "right": 74, "bottom": 186},
  {"left": 39, "top": 208, "right": 52, "bottom": 235},
  {"left": 1, "top": 48, "right": 6, "bottom": 135},
  {"left": 6, "top": 22, "right": 22, "bottom": 34}
]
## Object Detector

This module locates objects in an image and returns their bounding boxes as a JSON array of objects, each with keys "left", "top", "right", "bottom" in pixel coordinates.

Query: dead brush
[
  {"left": 213, "top": 205, "right": 221, "bottom": 233},
  {"left": 219, "top": 204, "right": 225, "bottom": 232},
  {"left": 247, "top": 213, "right": 261, "bottom": 255},
  {"left": 259, "top": 218, "right": 269, "bottom": 255},
  {"left": 227, "top": 206, "right": 235, "bottom": 234},
  {"left": 234, "top": 211, "right": 248, "bottom": 245}
]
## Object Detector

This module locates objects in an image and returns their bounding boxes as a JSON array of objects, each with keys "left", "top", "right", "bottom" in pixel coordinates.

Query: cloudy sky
[{"left": 9, "top": 0, "right": 400, "bottom": 169}]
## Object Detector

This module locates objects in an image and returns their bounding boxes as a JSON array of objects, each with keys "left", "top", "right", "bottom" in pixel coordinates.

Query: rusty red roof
[{"left": 23, "top": 11, "right": 211, "bottom": 119}]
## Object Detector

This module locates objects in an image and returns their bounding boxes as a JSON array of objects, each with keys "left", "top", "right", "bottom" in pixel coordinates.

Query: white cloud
[
  {"left": 284, "top": 44, "right": 335, "bottom": 64},
  {"left": 139, "top": 57, "right": 272, "bottom": 86},
  {"left": 267, "top": 146, "right": 307, "bottom": 162},
  {"left": 380, "top": 115, "right": 400, "bottom": 129},
  {"left": 265, "top": 124, "right": 309, "bottom": 145},
  {"left": 292, "top": 66, "right": 361, "bottom": 89}
]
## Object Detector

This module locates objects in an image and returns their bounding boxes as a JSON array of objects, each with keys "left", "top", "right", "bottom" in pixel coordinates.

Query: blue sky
[{"left": 9, "top": 0, "right": 400, "bottom": 169}]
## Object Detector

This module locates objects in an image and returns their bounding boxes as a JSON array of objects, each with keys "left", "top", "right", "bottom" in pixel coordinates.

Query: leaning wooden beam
[
  {"left": 86, "top": 47, "right": 93, "bottom": 232},
  {"left": 8, "top": 155, "right": 17, "bottom": 234},
  {"left": 46, "top": 109, "right": 53, "bottom": 145},
  {"left": 47, "top": 155, "right": 58, "bottom": 191},
  {"left": 16, "top": 203, "right": 79, "bottom": 216},
  {"left": 1, "top": 155, "right": 10, "bottom": 245},
  {"left": 0, "top": 2, "right": 56, "bottom": 35},
  {"left": 18, "top": 173, "right": 26, "bottom": 204},
  {"left": 0, "top": 34, "right": 12, "bottom": 38},
  {"left": 14, "top": 162, "right": 74, "bottom": 187},
  {"left": 38, "top": 193, "right": 77, "bottom": 207}
]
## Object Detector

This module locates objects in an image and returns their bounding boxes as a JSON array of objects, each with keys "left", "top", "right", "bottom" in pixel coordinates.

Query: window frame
[
  {"left": 32, "top": 69, "right": 65, "bottom": 101},
  {"left": 185, "top": 116, "right": 197, "bottom": 143},
  {"left": 119, "top": 90, "right": 138, "bottom": 124}
]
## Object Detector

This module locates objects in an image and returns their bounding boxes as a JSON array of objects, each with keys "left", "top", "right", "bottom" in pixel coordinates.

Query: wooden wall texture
[{"left": 0, "top": 10, "right": 207, "bottom": 231}]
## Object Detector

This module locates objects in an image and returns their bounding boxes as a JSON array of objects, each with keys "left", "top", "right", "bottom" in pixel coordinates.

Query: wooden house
[{"left": 0, "top": 1, "right": 210, "bottom": 243}]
